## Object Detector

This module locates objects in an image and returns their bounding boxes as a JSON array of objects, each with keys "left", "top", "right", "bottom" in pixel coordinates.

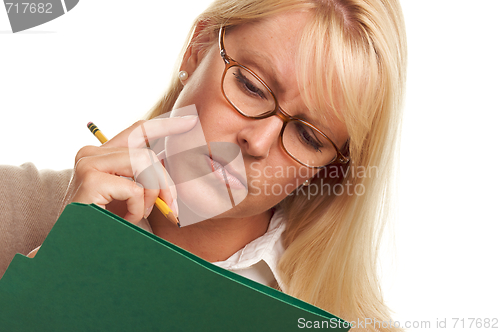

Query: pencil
[{"left": 87, "top": 122, "right": 180, "bottom": 227}]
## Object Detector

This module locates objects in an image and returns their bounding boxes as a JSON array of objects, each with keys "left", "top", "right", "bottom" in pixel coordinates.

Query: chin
[{"left": 175, "top": 175, "right": 234, "bottom": 225}]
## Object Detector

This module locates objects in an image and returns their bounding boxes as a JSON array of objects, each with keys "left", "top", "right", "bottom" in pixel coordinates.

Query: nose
[{"left": 237, "top": 116, "right": 284, "bottom": 159}]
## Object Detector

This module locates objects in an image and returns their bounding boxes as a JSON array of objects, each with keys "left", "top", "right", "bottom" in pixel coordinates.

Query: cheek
[
  {"left": 174, "top": 81, "right": 215, "bottom": 113},
  {"left": 173, "top": 52, "right": 223, "bottom": 113},
  {"left": 176, "top": 86, "right": 234, "bottom": 143},
  {"left": 247, "top": 163, "right": 316, "bottom": 198},
  {"left": 198, "top": 109, "right": 225, "bottom": 141}
]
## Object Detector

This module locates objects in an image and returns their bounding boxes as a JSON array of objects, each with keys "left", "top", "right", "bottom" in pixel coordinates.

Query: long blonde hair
[{"left": 145, "top": 1, "right": 407, "bottom": 331}]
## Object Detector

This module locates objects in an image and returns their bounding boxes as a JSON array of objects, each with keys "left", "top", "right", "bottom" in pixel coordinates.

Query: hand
[{"left": 69, "top": 116, "right": 198, "bottom": 224}]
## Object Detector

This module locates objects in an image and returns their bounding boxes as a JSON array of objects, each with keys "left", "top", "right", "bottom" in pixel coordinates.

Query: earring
[
  {"left": 178, "top": 71, "right": 188, "bottom": 81},
  {"left": 302, "top": 179, "right": 310, "bottom": 187}
]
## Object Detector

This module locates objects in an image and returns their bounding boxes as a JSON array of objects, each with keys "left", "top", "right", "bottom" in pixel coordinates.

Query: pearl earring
[
  {"left": 303, "top": 179, "right": 310, "bottom": 187},
  {"left": 178, "top": 71, "right": 188, "bottom": 81}
]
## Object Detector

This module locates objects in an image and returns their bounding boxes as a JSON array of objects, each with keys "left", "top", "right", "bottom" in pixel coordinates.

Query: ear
[{"left": 179, "top": 21, "right": 215, "bottom": 83}]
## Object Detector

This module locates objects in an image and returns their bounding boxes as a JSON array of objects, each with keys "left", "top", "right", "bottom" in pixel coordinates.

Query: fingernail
[
  {"left": 180, "top": 115, "right": 198, "bottom": 120},
  {"left": 171, "top": 199, "right": 179, "bottom": 218},
  {"left": 144, "top": 205, "right": 154, "bottom": 219}
]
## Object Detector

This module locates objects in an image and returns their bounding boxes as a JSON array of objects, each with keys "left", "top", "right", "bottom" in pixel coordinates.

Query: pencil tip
[{"left": 166, "top": 212, "right": 180, "bottom": 228}]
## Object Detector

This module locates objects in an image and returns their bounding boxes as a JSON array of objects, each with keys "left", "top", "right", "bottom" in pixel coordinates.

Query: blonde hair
[{"left": 145, "top": 1, "right": 407, "bottom": 331}]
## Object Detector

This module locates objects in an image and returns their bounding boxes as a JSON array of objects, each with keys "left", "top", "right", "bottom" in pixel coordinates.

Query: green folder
[{"left": 0, "top": 203, "right": 350, "bottom": 331}]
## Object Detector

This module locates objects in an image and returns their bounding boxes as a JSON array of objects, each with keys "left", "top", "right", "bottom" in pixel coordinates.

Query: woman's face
[{"left": 170, "top": 10, "right": 349, "bottom": 220}]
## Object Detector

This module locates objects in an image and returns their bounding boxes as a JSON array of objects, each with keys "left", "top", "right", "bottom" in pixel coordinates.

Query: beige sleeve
[{"left": 0, "top": 163, "right": 73, "bottom": 278}]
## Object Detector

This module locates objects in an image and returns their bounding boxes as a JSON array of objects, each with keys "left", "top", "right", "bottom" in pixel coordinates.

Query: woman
[{"left": 1, "top": 0, "right": 406, "bottom": 330}]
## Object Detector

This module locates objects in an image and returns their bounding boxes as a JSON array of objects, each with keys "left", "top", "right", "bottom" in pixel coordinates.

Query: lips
[{"left": 205, "top": 154, "right": 247, "bottom": 191}]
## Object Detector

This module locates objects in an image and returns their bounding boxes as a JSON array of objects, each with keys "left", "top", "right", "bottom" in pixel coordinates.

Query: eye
[
  {"left": 233, "top": 68, "right": 267, "bottom": 100},
  {"left": 294, "top": 123, "right": 324, "bottom": 152}
]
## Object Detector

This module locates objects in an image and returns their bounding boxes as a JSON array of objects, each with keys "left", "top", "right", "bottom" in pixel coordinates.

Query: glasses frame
[{"left": 218, "top": 26, "right": 350, "bottom": 168}]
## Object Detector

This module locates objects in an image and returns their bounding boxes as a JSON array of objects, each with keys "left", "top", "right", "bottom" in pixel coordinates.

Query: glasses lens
[
  {"left": 223, "top": 66, "right": 275, "bottom": 117},
  {"left": 283, "top": 120, "right": 337, "bottom": 167}
]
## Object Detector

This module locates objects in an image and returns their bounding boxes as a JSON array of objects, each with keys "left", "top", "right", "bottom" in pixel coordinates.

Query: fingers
[
  {"left": 157, "top": 164, "right": 178, "bottom": 216},
  {"left": 135, "top": 151, "right": 178, "bottom": 217},
  {"left": 70, "top": 116, "right": 195, "bottom": 223},
  {"left": 72, "top": 163, "right": 146, "bottom": 223},
  {"left": 72, "top": 149, "right": 174, "bottom": 223},
  {"left": 104, "top": 116, "right": 198, "bottom": 149}
]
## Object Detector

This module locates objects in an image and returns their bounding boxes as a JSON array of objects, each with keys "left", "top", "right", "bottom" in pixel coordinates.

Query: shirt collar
[
  {"left": 211, "top": 209, "right": 286, "bottom": 288},
  {"left": 141, "top": 208, "right": 287, "bottom": 290}
]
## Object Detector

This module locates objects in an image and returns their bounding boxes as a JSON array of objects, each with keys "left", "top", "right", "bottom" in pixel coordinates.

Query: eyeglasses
[{"left": 218, "top": 26, "right": 350, "bottom": 168}]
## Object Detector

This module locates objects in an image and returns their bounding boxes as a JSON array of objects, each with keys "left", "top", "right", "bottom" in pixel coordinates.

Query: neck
[{"left": 147, "top": 207, "right": 272, "bottom": 262}]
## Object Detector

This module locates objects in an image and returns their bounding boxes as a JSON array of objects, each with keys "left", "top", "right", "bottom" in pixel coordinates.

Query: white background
[{"left": 1, "top": 1, "right": 499, "bottom": 330}]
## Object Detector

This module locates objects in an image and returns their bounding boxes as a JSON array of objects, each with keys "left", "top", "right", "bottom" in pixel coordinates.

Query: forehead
[
  {"left": 226, "top": 11, "right": 308, "bottom": 88},
  {"left": 222, "top": 11, "right": 349, "bottom": 147}
]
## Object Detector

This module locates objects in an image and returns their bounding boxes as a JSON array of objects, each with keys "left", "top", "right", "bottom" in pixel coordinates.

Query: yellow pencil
[{"left": 87, "top": 122, "right": 180, "bottom": 227}]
